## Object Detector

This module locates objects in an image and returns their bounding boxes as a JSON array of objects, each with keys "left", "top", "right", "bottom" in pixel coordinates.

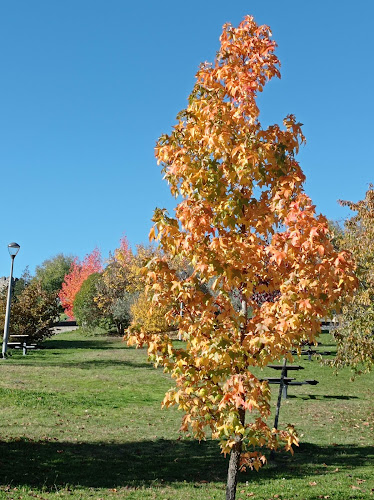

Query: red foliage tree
[{"left": 59, "top": 248, "right": 102, "bottom": 319}]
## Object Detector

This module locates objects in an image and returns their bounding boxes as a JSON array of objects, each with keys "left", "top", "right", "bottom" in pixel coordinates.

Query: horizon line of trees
[{"left": 1, "top": 185, "right": 373, "bottom": 367}]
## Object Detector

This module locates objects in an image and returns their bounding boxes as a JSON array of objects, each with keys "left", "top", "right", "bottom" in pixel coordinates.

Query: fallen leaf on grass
[
  {"left": 357, "top": 479, "right": 366, "bottom": 484},
  {"left": 350, "top": 485, "right": 361, "bottom": 490},
  {"left": 309, "top": 481, "right": 318, "bottom": 486}
]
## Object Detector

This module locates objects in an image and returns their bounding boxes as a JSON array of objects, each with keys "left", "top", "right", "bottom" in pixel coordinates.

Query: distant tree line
[
  {"left": 59, "top": 238, "right": 171, "bottom": 336},
  {"left": 1, "top": 182, "right": 373, "bottom": 373}
]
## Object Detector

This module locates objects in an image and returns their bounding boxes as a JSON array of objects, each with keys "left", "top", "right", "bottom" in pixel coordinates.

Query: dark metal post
[{"left": 270, "top": 357, "right": 287, "bottom": 460}]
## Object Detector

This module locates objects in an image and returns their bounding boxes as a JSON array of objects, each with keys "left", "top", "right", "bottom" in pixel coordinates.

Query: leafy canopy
[
  {"left": 94, "top": 237, "right": 133, "bottom": 335},
  {"left": 35, "top": 254, "right": 75, "bottom": 293},
  {"left": 127, "top": 14, "right": 357, "bottom": 489},
  {"left": 0, "top": 281, "right": 59, "bottom": 343},
  {"left": 73, "top": 273, "right": 105, "bottom": 329},
  {"left": 332, "top": 185, "right": 374, "bottom": 373}
]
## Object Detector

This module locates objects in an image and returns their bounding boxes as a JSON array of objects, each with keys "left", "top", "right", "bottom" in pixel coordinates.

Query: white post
[{"left": 2, "top": 256, "right": 16, "bottom": 358}]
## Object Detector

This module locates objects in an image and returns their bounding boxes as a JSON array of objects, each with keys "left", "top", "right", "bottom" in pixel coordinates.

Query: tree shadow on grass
[
  {"left": 287, "top": 394, "right": 359, "bottom": 400},
  {"left": 41, "top": 339, "right": 127, "bottom": 351},
  {"left": 58, "top": 359, "right": 154, "bottom": 370},
  {"left": 9, "top": 359, "right": 154, "bottom": 370},
  {"left": 0, "top": 438, "right": 372, "bottom": 490}
]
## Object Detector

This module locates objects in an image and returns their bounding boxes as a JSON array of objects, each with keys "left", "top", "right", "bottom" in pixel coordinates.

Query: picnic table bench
[
  {"left": 8, "top": 335, "right": 37, "bottom": 355},
  {"left": 291, "top": 348, "right": 332, "bottom": 361},
  {"left": 261, "top": 376, "right": 296, "bottom": 384},
  {"left": 321, "top": 318, "right": 339, "bottom": 331},
  {"left": 262, "top": 363, "right": 318, "bottom": 398}
]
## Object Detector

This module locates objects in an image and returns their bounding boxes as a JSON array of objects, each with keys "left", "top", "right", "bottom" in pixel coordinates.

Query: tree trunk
[
  {"left": 226, "top": 295, "right": 248, "bottom": 499},
  {"left": 226, "top": 438, "right": 242, "bottom": 500},
  {"left": 116, "top": 321, "right": 124, "bottom": 336},
  {"left": 226, "top": 294, "right": 247, "bottom": 499}
]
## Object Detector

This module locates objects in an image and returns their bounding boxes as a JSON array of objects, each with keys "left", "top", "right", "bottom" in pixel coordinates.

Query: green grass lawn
[{"left": 0, "top": 330, "right": 372, "bottom": 500}]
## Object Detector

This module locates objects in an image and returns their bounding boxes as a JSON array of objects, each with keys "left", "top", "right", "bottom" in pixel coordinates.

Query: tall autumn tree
[
  {"left": 127, "top": 16, "right": 357, "bottom": 500},
  {"left": 95, "top": 237, "right": 134, "bottom": 335},
  {"left": 331, "top": 185, "right": 374, "bottom": 373},
  {"left": 59, "top": 248, "right": 102, "bottom": 319}
]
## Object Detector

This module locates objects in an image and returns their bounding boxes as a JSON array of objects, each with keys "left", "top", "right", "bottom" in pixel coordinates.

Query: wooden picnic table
[
  {"left": 261, "top": 377, "right": 296, "bottom": 384},
  {"left": 8, "top": 335, "right": 36, "bottom": 355},
  {"left": 264, "top": 363, "right": 318, "bottom": 398},
  {"left": 267, "top": 364, "right": 304, "bottom": 371}
]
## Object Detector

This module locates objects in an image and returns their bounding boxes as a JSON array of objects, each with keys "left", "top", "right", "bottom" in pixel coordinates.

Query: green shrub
[
  {"left": 109, "top": 291, "right": 136, "bottom": 335},
  {"left": 73, "top": 273, "right": 104, "bottom": 330},
  {"left": 0, "top": 280, "right": 60, "bottom": 344}
]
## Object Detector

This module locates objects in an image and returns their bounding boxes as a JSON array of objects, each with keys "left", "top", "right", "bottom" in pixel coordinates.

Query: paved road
[{"left": 52, "top": 324, "right": 79, "bottom": 335}]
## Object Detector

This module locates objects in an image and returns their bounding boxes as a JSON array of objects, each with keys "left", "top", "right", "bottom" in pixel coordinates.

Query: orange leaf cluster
[{"left": 59, "top": 248, "right": 102, "bottom": 319}]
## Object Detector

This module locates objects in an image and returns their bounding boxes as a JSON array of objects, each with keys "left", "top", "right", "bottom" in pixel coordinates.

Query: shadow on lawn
[
  {"left": 11, "top": 359, "right": 154, "bottom": 370},
  {"left": 42, "top": 339, "right": 126, "bottom": 351},
  {"left": 35, "top": 359, "right": 154, "bottom": 370},
  {"left": 287, "top": 394, "right": 358, "bottom": 400},
  {"left": 0, "top": 439, "right": 372, "bottom": 490}
]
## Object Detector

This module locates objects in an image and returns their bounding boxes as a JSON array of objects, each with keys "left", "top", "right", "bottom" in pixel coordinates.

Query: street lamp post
[{"left": 2, "top": 242, "right": 20, "bottom": 358}]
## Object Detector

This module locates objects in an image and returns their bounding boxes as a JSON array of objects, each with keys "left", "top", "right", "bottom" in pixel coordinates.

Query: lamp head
[{"left": 8, "top": 242, "right": 20, "bottom": 258}]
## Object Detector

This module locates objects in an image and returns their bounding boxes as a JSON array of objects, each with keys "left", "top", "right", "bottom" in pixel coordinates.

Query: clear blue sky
[{"left": 0, "top": 0, "right": 373, "bottom": 277}]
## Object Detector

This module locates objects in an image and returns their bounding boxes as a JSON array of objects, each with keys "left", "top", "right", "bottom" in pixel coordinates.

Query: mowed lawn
[{"left": 0, "top": 330, "right": 373, "bottom": 500}]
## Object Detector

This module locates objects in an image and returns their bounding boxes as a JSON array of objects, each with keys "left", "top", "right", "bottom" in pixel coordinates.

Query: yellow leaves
[
  {"left": 131, "top": 290, "right": 170, "bottom": 335},
  {"left": 126, "top": 335, "right": 138, "bottom": 347},
  {"left": 147, "top": 271, "right": 157, "bottom": 282},
  {"left": 149, "top": 226, "right": 156, "bottom": 241},
  {"left": 217, "top": 423, "right": 232, "bottom": 438},
  {"left": 240, "top": 452, "right": 267, "bottom": 472},
  {"left": 220, "top": 439, "right": 236, "bottom": 455},
  {"left": 211, "top": 277, "right": 221, "bottom": 291},
  {"left": 284, "top": 424, "right": 299, "bottom": 453},
  {"left": 195, "top": 356, "right": 211, "bottom": 369},
  {"left": 210, "top": 373, "right": 220, "bottom": 384},
  {"left": 171, "top": 280, "right": 182, "bottom": 292},
  {"left": 162, "top": 390, "right": 176, "bottom": 408},
  {"left": 176, "top": 359, "right": 185, "bottom": 370}
]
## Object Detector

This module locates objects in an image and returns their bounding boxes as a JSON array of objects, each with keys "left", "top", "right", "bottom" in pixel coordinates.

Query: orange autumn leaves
[
  {"left": 59, "top": 248, "right": 102, "bottom": 319},
  {"left": 127, "top": 16, "right": 357, "bottom": 471}
]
